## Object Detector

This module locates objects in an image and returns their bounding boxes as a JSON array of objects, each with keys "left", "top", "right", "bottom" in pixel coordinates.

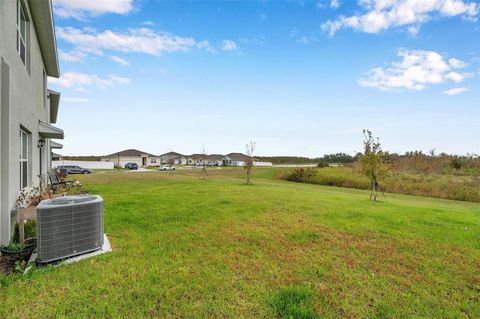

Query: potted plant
[
  {"left": 0, "top": 187, "right": 50, "bottom": 256},
  {"left": 0, "top": 237, "right": 36, "bottom": 256}
]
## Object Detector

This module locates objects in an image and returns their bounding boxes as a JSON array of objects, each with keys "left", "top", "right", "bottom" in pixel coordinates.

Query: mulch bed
[{"left": 0, "top": 248, "right": 34, "bottom": 275}]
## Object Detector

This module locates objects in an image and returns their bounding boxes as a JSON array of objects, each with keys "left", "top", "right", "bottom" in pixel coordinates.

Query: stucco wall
[
  {"left": 0, "top": 0, "right": 52, "bottom": 244},
  {"left": 102, "top": 155, "right": 161, "bottom": 167}
]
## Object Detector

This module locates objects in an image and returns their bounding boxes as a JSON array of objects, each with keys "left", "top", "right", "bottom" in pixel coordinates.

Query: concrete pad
[
  {"left": 63, "top": 234, "right": 112, "bottom": 265},
  {"left": 24, "top": 234, "right": 112, "bottom": 274}
]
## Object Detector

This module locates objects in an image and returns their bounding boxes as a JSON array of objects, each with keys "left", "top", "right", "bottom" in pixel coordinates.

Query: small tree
[
  {"left": 200, "top": 145, "right": 208, "bottom": 180},
  {"left": 359, "top": 130, "right": 389, "bottom": 201},
  {"left": 244, "top": 141, "right": 256, "bottom": 184}
]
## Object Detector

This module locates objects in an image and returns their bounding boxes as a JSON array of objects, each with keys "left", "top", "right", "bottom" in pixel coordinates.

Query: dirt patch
[{"left": 0, "top": 248, "right": 34, "bottom": 275}]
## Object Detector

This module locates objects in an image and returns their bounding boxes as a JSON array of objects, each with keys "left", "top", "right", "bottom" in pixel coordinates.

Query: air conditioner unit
[{"left": 36, "top": 195, "right": 104, "bottom": 263}]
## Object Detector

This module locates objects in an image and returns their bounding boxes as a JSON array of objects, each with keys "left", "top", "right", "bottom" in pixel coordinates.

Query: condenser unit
[{"left": 36, "top": 195, "right": 104, "bottom": 263}]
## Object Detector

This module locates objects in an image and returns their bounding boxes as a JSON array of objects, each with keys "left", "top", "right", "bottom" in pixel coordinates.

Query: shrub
[
  {"left": 12, "top": 220, "right": 36, "bottom": 243},
  {"left": 284, "top": 168, "right": 317, "bottom": 183},
  {"left": 317, "top": 162, "right": 329, "bottom": 168},
  {"left": 450, "top": 158, "right": 463, "bottom": 170},
  {"left": 280, "top": 166, "right": 480, "bottom": 202}
]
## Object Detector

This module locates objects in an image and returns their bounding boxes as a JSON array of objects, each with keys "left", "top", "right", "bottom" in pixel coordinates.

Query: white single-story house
[
  {"left": 51, "top": 152, "right": 63, "bottom": 161},
  {"left": 1, "top": 0, "right": 63, "bottom": 245},
  {"left": 224, "top": 153, "right": 252, "bottom": 166},
  {"left": 100, "top": 150, "right": 272, "bottom": 168},
  {"left": 159, "top": 151, "right": 187, "bottom": 165},
  {"left": 164, "top": 152, "right": 272, "bottom": 167},
  {"left": 101, "top": 149, "right": 161, "bottom": 168},
  {"left": 185, "top": 154, "right": 209, "bottom": 165},
  {"left": 207, "top": 154, "right": 226, "bottom": 166}
]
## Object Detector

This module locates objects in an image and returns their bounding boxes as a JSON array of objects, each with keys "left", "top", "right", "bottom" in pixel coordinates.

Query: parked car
[
  {"left": 56, "top": 165, "right": 91, "bottom": 174},
  {"left": 159, "top": 165, "right": 176, "bottom": 171},
  {"left": 125, "top": 163, "right": 138, "bottom": 170}
]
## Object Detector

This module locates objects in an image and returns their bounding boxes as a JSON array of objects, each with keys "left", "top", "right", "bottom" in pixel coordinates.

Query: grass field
[
  {"left": 281, "top": 166, "right": 480, "bottom": 202},
  {"left": 1, "top": 168, "right": 479, "bottom": 318}
]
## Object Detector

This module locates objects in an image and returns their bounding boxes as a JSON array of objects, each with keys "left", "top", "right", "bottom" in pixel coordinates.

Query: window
[
  {"left": 151, "top": 158, "right": 157, "bottom": 164},
  {"left": 20, "top": 129, "right": 29, "bottom": 189},
  {"left": 16, "top": 0, "right": 28, "bottom": 66}
]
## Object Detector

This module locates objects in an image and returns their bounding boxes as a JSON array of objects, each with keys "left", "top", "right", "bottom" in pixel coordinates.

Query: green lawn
[{"left": 1, "top": 168, "right": 479, "bottom": 318}]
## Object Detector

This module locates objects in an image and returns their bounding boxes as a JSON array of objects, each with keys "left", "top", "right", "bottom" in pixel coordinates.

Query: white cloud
[
  {"left": 53, "top": 0, "right": 134, "bottom": 19},
  {"left": 448, "top": 57, "right": 468, "bottom": 68},
  {"left": 62, "top": 97, "right": 90, "bottom": 103},
  {"left": 111, "top": 55, "right": 130, "bottom": 66},
  {"left": 322, "top": 0, "right": 478, "bottom": 36},
  {"left": 444, "top": 71, "right": 467, "bottom": 82},
  {"left": 330, "top": 0, "right": 340, "bottom": 9},
  {"left": 56, "top": 27, "right": 196, "bottom": 56},
  {"left": 58, "top": 49, "right": 87, "bottom": 62},
  {"left": 443, "top": 87, "right": 468, "bottom": 95},
  {"left": 296, "top": 36, "right": 311, "bottom": 44},
  {"left": 197, "top": 40, "right": 216, "bottom": 54},
  {"left": 222, "top": 40, "right": 238, "bottom": 51},
  {"left": 407, "top": 25, "right": 421, "bottom": 36},
  {"left": 142, "top": 20, "right": 155, "bottom": 26},
  {"left": 108, "top": 74, "right": 130, "bottom": 84},
  {"left": 358, "top": 49, "right": 471, "bottom": 91},
  {"left": 316, "top": 0, "right": 341, "bottom": 9},
  {"left": 48, "top": 72, "right": 130, "bottom": 90},
  {"left": 239, "top": 37, "right": 264, "bottom": 46},
  {"left": 289, "top": 29, "right": 316, "bottom": 44}
]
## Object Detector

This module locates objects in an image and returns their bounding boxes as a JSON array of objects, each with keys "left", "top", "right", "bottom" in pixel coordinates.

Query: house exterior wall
[
  {"left": 148, "top": 156, "right": 161, "bottom": 166},
  {"left": 0, "top": 0, "right": 56, "bottom": 245},
  {"left": 160, "top": 154, "right": 185, "bottom": 165},
  {"left": 102, "top": 156, "right": 147, "bottom": 168}
]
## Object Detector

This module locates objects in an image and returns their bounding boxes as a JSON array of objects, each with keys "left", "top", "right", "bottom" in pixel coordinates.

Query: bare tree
[
  {"left": 244, "top": 141, "right": 256, "bottom": 184},
  {"left": 359, "top": 130, "right": 389, "bottom": 201},
  {"left": 200, "top": 145, "right": 208, "bottom": 180}
]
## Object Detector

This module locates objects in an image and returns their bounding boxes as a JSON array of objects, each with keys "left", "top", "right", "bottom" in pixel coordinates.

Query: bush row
[{"left": 280, "top": 167, "right": 480, "bottom": 202}]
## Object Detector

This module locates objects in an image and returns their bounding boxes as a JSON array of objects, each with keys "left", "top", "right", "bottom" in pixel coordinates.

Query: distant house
[
  {"left": 159, "top": 152, "right": 186, "bottom": 165},
  {"left": 224, "top": 153, "right": 251, "bottom": 166},
  {"left": 207, "top": 154, "right": 225, "bottom": 166},
  {"left": 100, "top": 149, "right": 272, "bottom": 168},
  {"left": 51, "top": 152, "right": 63, "bottom": 161},
  {"left": 186, "top": 154, "right": 209, "bottom": 165},
  {"left": 101, "top": 149, "right": 160, "bottom": 168}
]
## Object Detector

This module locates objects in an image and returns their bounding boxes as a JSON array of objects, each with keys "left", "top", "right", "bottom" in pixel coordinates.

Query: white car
[{"left": 159, "top": 165, "right": 176, "bottom": 171}]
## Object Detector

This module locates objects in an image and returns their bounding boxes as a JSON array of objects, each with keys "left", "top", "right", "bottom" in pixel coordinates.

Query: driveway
[{"left": 125, "top": 167, "right": 152, "bottom": 173}]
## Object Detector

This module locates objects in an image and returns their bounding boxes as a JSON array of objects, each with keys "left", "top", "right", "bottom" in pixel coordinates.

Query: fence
[
  {"left": 52, "top": 160, "right": 114, "bottom": 170},
  {"left": 253, "top": 162, "right": 273, "bottom": 167}
]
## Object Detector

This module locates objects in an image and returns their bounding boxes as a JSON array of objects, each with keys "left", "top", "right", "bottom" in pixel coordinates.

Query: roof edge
[{"left": 28, "top": 0, "right": 60, "bottom": 77}]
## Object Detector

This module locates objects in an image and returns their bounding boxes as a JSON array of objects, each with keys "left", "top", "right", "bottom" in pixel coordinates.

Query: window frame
[
  {"left": 20, "top": 128, "right": 29, "bottom": 190},
  {"left": 16, "top": 0, "right": 28, "bottom": 67}
]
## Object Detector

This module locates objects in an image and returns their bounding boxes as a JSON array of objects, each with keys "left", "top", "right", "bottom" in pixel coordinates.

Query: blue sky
[{"left": 49, "top": 0, "right": 480, "bottom": 157}]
